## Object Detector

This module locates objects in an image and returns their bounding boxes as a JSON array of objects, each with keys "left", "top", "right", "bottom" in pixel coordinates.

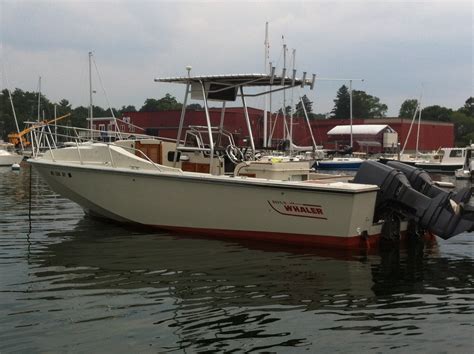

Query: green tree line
[
  {"left": 1, "top": 87, "right": 472, "bottom": 145},
  {"left": 0, "top": 89, "right": 182, "bottom": 140},
  {"left": 397, "top": 97, "right": 474, "bottom": 145}
]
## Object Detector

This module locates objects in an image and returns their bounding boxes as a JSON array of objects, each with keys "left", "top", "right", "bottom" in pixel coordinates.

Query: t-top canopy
[{"left": 154, "top": 73, "right": 315, "bottom": 88}]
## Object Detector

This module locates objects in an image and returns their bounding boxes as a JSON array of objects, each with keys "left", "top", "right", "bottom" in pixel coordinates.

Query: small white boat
[
  {"left": 414, "top": 147, "right": 466, "bottom": 173},
  {"left": 379, "top": 153, "right": 432, "bottom": 166},
  {"left": 0, "top": 142, "right": 23, "bottom": 167},
  {"left": 314, "top": 157, "right": 364, "bottom": 170}
]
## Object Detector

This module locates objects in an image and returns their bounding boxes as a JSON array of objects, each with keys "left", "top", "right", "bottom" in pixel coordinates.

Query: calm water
[{"left": 1, "top": 164, "right": 473, "bottom": 353}]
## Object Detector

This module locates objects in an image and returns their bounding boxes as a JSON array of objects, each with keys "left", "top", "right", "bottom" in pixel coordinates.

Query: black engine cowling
[{"left": 353, "top": 161, "right": 473, "bottom": 239}]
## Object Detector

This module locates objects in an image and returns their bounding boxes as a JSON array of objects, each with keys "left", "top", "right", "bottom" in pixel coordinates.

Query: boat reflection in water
[{"left": 25, "top": 216, "right": 472, "bottom": 352}]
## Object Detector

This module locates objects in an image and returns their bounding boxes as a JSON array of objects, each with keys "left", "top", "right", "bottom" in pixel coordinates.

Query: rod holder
[
  {"left": 291, "top": 69, "right": 297, "bottom": 86},
  {"left": 301, "top": 72, "right": 307, "bottom": 87},
  {"left": 281, "top": 68, "right": 286, "bottom": 85},
  {"left": 310, "top": 74, "right": 316, "bottom": 90},
  {"left": 270, "top": 66, "right": 276, "bottom": 84}
]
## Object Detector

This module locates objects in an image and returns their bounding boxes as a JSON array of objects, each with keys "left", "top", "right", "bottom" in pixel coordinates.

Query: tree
[
  {"left": 450, "top": 111, "right": 474, "bottom": 145},
  {"left": 140, "top": 98, "right": 160, "bottom": 112},
  {"left": 58, "top": 99, "right": 71, "bottom": 109},
  {"left": 399, "top": 99, "right": 419, "bottom": 118},
  {"left": 295, "top": 94, "right": 313, "bottom": 117},
  {"left": 0, "top": 88, "right": 52, "bottom": 139},
  {"left": 187, "top": 103, "right": 202, "bottom": 110},
  {"left": 352, "top": 90, "right": 387, "bottom": 118},
  {"left": 311, "top": 113, "right": 327, "bottom": 119},
  {"left": 420, "top": 105, "right": 452, "bottom": 122},
  {"left": 331, "top": 85, "right": 387, "bottom": 118},
  {"left": 70, "top": 106, "right": 89, "bottom": 128},
  {"left": 140, "top": 94, "right": 182, "bottom": 112},
  {"left": 458, "top": 97, "right": 473, "bottom": 117},
  {"left": 53, "top": 99, "right": 72, "bottom": 117},
  {"left": 331, "top": 85, "right": 350, "bottom": 118},
  {"left": 119, "top": 105, "right": 137, "bottom": 113},
  {"left": 277, "top": 105, "right": 292, "bottom": 116}
]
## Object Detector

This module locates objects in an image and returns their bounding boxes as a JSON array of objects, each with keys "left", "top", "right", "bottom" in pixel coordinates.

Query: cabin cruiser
[
  {"left": 380, "top": 147, "right": 467, "bottom": 173},
  {"left": 414, "top": 147, "right": 467, "bottom": 173},
  {"left": 28, "top": 72, "right": 473, "bottom": 249},
  {"left": 0, "top": 142, "right": 23, "bottom": 166}
]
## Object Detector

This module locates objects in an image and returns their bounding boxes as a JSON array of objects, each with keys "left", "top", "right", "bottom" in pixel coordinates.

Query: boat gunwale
[{"left": 29, "top": 159, "right": 380, "bottom": 195}]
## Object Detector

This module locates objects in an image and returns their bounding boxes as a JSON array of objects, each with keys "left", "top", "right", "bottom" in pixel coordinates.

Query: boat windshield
[{"left": 449, "top": 149, "right": 464, "bottom": 158}]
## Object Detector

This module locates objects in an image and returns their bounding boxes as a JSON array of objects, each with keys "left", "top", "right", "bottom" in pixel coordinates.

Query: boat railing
[
  {"left": 28, "top": 124, "right": 173, "bottom": 173},
  {"left": 183, "top": 126, "right": 236, "bottom": 149}
]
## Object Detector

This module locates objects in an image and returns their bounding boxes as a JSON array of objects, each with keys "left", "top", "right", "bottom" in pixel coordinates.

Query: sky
[{"left": 1, "top": 0, "right": 472, "bottom": 116}]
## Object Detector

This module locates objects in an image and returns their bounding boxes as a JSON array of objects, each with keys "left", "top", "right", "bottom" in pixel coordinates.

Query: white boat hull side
[
  {"left": 32, "top": 161, "right": 381, "bottom": 248},
  {"left": 0, "top": 154, "right": 23, "bottom": 166}
]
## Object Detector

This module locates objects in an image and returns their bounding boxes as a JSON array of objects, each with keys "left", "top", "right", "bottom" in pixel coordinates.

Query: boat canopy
[
  {"left": 154, "top": 70, "right": 318, "bottom": 170},
  {"left": 328, "top": 124, "right": 395, "bottom": 136},
  {"left": 155, "top": 73, "right": 314, "bottom": 88}
]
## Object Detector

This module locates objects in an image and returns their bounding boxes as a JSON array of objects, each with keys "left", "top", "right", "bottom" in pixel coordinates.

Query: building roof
[{"left": 327, "top": 124, "right": 395, "bottom": 135}]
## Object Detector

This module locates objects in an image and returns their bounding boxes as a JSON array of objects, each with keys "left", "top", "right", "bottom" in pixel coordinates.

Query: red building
[
  {"left": 306, "top": 117, "right": 454, "bottom": 152},
  {"left": 93, "top": 108, "right": 454, "bottom": 152}
]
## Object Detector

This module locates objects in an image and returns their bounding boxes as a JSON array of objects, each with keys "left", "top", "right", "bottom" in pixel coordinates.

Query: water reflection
[
  {"left": 16, "top": 218, "right": 472, "bottom": 352},
  {"left": 1, "top": 165, "right": 472, "bottom": 353}
]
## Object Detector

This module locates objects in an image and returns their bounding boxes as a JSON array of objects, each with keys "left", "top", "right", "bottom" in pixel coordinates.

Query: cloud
[{"left": 1, "top": 0, "right": 471, "bottom": 115}]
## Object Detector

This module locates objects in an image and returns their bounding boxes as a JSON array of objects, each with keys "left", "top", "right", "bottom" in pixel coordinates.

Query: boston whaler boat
[{"left": 28, "top": 71, "right": 474, "bottom": 249}]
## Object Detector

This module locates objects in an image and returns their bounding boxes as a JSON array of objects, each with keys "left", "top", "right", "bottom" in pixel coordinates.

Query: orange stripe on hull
[
  {"left": 149, "top": 225, "right": 381, "bottom": 250},
  {"left": 147, "top": 226, "right": 437, "bottom": 251}
]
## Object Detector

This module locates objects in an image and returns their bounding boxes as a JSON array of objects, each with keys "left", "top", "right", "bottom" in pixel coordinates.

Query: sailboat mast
[
  {"left": 263, "top": 22, "right": 269, "bottom": 148},
  {"left": 37, "top": 76, "right": 41, "bottom": 122},
  {"left": 289, "top": 48, "right": 295, "bottom": 155},
  {"left": 349, "top": 79, "right": 353, "bottom": 148},
  {"left": 282, "top": 42, "right": 287, "bottom": 140},
  {"left": 89, "top": 51, "right": 93, "bottom": 140},
  {"left": 415, "top": 90, "right": 423, "bottom": 158},
  {"left": 400, "top": 104, "right": 419, "bottom": 156},
  {"left": 7, "top": 88, "right": 24, "bottom": 151},
  {"left": 268, "top": 61, "right": 273, "bottom": 147},
  {"left": 415, "top": 104, "right": 422, "bottom": 157},
  {"left": 54, "top": 104, "right": 57, "bottom": 145}
]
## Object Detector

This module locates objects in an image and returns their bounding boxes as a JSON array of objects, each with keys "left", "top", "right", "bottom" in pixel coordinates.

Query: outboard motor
[
  {"left": 353, "top": 161, "right": 473, "bottom": 239},
  {"left": 386, "top": 161, "right": 470, "bottom": 203}
]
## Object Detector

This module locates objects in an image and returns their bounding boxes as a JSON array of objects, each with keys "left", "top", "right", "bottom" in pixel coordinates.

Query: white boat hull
[
  {"left": 455, "top": 169, "right": 473, "bottom": 180},
  {"left": 0, "top": 154, "right": 23, "bottom": 166},
  {"left": 31, "top": 159, "right": 383, "bottom": 249}
]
